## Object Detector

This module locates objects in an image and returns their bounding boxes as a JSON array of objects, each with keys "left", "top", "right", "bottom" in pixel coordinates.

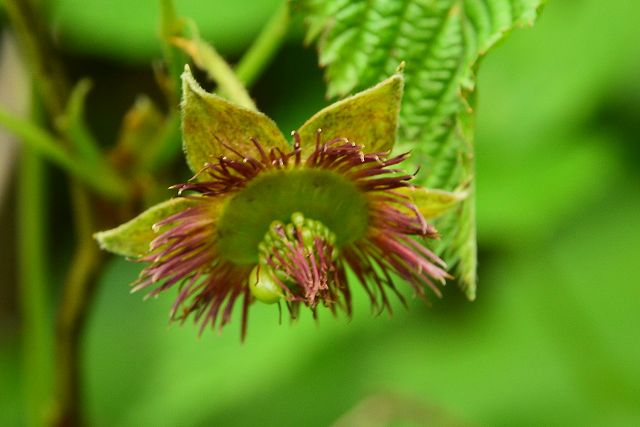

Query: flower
[{"left": 95, "top": 66, "right": 463, "bottom": 338}]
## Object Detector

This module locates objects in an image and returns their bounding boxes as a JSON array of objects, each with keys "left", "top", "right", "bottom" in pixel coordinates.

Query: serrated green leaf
[
  {"left": 297, "top": 74, "right": 403, "bottom": 154},
  {"left": 431, "top": 180, "right": 478, "bottom": 300},
  {"left": 299, "top": 0, "right": 545, "bottom": 299},
  {"left": 181, "top": 66, "right": 289, "bottom": 174},
  {"left": 94, "top": 198, "right": 197, "bottom": 258}
]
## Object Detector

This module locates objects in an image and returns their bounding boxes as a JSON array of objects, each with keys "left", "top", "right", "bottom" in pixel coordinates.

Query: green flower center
[
  {"left": 258, "top": 212, "right": 337, "bottom": 263},
  {"left": 250, "top": 212, "right": 337, "bottom": 304},
  {"left": 217, "top": 168, "right": 369, "bottom": 264}
]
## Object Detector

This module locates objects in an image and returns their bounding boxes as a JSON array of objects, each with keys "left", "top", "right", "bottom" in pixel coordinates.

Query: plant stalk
[
  {"left": 17, "top": 141, "right": 54, "bottom": 427},
  {"left": 3, "top": 0, "right": 69, "bottom": 117},
  {"left": 0, "top": 105, "right": 129, "bottom": 200},
  {"left": 5, "top": 1, "right": 112, "bottom": 426},
  {"left": 235, "top": 1, "right": 290, "bottom": 87},
  {"left": 50, "top": 183, "right": 105, "bottom": 427}
]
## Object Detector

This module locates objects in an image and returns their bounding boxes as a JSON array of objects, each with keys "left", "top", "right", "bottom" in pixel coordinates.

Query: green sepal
[
  {"left": 403, "top": 186, "right": 468, "bottom": 220},
  {"left": 181, "top": 66, "right": 289, "bottom": 174},
  {"left": 94, "top": 198, "right": 197, "bottom": 258},
  {"left": 297, "top": 73, "right": 403, "bottom": 155}
]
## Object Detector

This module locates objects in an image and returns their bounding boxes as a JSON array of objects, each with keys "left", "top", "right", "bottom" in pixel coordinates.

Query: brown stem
[
  {"left": 4, "top": 0, "right": 69, "bottom": 117},
  {"left": 49, "top": 183, "right": 106, "bottom": 427},
  {"left": 5, "top": 1, "right": 109, "bottom": 426}
]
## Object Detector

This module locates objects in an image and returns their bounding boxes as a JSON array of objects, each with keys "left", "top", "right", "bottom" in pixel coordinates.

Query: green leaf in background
[
  {"left": 298, "top": 0, "right": 546, "bottom": 299},
  {"left": 94, "top": 197, "right": 197, "bottom": 257},
  {"left": 50, "top": 0, "right": 282, "bottom": 61}
]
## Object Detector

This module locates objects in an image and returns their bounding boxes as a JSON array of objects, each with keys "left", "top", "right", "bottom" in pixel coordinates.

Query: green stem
[
  {"left": 197, "top": 0, "right": 291, "bottom": 108},
  {"left": 18, "top": 144, "right": 54, "bottom": 427},
  {"left": 159, "top": 0, "right": 187, "bottom": 101},
  {"left": 51, "top": 183, "right": 105, "bottom": 427},
  {"left": 59, "top": 79, "right": 103, "bottom": 165},
  {"left": 5, "top": 2, "right": 117, "bottom": 426},
  {"left": 235, "top": 1, "right": 290, "bottom": 87},
  {"left": 185, "top": 36, "right": 257, "bottom": 110},
  {"left": 0, "top": 105, "right": 129, "bottom": 200},
  {"left": 4, "top": 0, "right": 69, "bottom": 117}
]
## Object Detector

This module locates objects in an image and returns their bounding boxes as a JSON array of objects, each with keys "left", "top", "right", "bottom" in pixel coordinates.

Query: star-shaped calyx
[{"left": 95, "top": 66, "right": 465, "bottom": 338}]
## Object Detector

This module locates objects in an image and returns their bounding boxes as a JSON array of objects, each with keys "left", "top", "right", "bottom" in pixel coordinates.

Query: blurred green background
[{"left": 1, "top": 0, "right": 639, "bottom": 425}]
